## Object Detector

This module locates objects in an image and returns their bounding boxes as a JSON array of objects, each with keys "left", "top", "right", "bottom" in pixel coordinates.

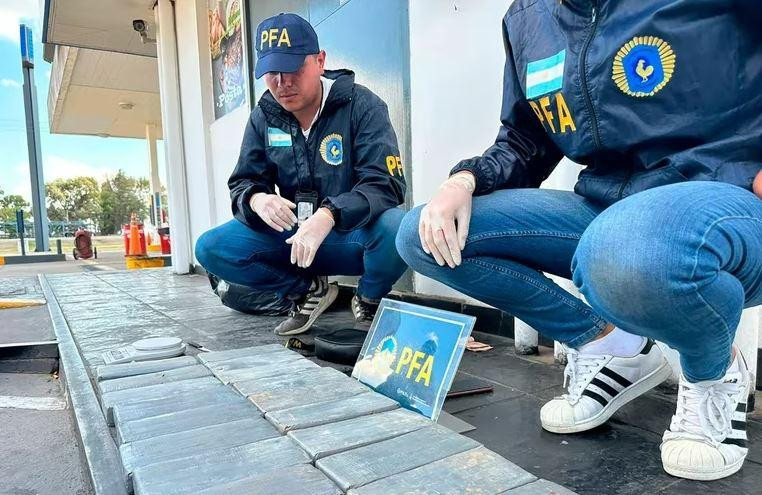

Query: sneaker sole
[
  {"left": 663, "top": 456, "right": 745, "bottom": 481},
  {"left": 542, "top": 358, "right": 673, "bottom": 434},
  {"left": 275, "top": 284, "right": 339, "bottom": 336},
  {"left": 662, "top": 376, "right": 751, "bottom": 481}
]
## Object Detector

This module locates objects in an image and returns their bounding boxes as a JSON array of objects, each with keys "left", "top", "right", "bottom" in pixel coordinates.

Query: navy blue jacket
[
  {"left": 229, "top": 70, "right": 406, "bottom": 232},
  {"left": 452, "top": 0, "right": 762, "bottom": 203}
]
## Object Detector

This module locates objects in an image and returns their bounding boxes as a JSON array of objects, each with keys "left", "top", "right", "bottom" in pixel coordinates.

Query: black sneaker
[
  {"left": 274, "top": 277, "right": 338, "bottom": 336},
  {"left": 351, "top": 294, "right": 379, "bottom": 331}
]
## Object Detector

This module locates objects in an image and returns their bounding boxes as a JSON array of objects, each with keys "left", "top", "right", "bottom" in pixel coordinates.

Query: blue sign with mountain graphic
[{"left": 352, "top": 299, "right": 475, "bottom": 421}]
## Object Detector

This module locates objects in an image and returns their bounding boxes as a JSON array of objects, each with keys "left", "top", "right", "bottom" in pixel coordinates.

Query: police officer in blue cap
[
  {"left": 196, "top": 13, "right": 407, "bottom": 336},
  {"left": 396, "top": 0, "right": 762, "bottom": 482}
]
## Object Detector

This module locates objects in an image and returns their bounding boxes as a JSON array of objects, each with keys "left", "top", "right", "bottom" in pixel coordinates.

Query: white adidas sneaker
[
  {"left": 541, "top": 339, "right": 672, "bottom": 433},
  {"left": 661, "top": 351, "right": 751, "bottom": 481}
]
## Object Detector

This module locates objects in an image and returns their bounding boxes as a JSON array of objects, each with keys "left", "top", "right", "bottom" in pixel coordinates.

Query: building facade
[{"left": 42, "top": 0, "right": 761, "bottom": 380}]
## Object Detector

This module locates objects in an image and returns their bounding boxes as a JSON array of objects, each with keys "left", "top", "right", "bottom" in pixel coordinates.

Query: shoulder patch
[{"left": 612, "top": 36, "right": 675, "bottom": 97}]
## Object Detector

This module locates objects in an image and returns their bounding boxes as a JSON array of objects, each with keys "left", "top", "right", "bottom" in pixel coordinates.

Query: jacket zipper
[{"left": 579, "top": 3, "right": 601, "bottom": 152}]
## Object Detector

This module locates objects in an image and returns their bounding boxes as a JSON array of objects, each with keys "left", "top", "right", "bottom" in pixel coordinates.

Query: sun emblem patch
[
  {"left": 320, "top": 133, "right": 343, "bottom": 166},
  {"left": 612, "top": 36, "right": 675, "bottom": 97}
]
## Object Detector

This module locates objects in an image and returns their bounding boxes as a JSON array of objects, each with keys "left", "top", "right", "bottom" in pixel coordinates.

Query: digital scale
[{"left": 102, "top": 337, "right": 186, "bottom": 365}]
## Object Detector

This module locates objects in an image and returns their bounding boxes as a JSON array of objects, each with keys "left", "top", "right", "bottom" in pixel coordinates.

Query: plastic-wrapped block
[
  {"left": 238, "top": 368, "right": 370, "bottom": 413},
  {"left": 316, "top": 425, "right": 480, "bottom": 491},
  {"left": 116, "top": 400, "right": 259, "bottom": 444},
  {"left": 197, "top": 344, "right": 291, "bottom": 365},
  {"left": 96, "top": 356, "right": 198, "bottom": 381},
  {"left": 348, "top": 446, "right": 537, "bottom": 495},
  {"left": 101, "top": 377, "right": 224, "bottom": 425},
  {"left": 97, "top": 365, "right": 211, "bottom": 395},
  {"left": 195, "top": 464, "right": 342, "bottom": 495},
  {"left": 288, "top": 408, "right": 432, "bottom": 460},
  {"left": 212, "top": 358, "right": 319, "bottom": 385},
  {"left": 132, "top": 436, "right": 310, "bottom": 495},
  {"left": 112, "top": 386, "right": 245, "bottom": 425},
  {"left": 120, "top": 417, "right": 280, "bottom": 481},
  {"left": 266, "top": 392, "right": 399, "bottom": 433}
]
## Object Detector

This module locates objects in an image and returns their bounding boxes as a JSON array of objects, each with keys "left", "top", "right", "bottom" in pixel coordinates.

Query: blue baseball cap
[{"left": 255, "top": 13, "right": 320, "bottom": 79}]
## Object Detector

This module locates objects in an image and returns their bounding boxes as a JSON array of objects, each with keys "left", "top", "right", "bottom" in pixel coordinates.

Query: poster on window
[{"left": 208, "top": 0, "right": 246, "bottom": 119}]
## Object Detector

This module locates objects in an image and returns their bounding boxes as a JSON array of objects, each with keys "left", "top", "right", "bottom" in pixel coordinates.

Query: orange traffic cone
[{"left": 128, "top": 213, "right": 142, "bottom": 256}]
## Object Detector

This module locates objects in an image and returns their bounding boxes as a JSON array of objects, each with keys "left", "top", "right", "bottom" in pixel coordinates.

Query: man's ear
[
  {"left": 316, "top": 50, "right": 326, "bottom": 73},
  {"left": 753, "top": 169, "right": 762, "bottom": 198}
]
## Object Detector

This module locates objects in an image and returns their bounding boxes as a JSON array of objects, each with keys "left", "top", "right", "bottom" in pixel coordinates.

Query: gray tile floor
[{"left": 43, "top": 269, "right": 762, "bottom": 494}]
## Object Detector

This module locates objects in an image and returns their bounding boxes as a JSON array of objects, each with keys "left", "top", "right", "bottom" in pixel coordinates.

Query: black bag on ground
[
  {"left": 208, "top": 274, "right": 291, "bottom": 316},
  {"left": 315, "top": 328, "right": 367, "bottom": 365}
]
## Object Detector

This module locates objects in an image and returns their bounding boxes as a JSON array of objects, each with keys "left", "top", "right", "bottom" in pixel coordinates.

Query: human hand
[
  {"left": 418, "top": 172, "right": 474, "bottom": 268},
  {"left": 250, "top": 193, "right": 297, "bottom": 232},
  {"left": 286, "top": 208, "right": 334, "bottom": 268},
  {"left": 754, "top": 170, "right": 762, "bottom": 199}
]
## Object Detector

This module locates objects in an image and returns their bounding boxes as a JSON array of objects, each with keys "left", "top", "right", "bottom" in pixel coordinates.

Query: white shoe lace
[
  {"left": 671, "top": 378, "right": 743, "bottom": 443},
  {"left": 562, "top": 349, "right": 607, "bottom": 402}
]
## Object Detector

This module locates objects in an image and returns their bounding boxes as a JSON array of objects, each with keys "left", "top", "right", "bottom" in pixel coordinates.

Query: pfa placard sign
[{"left": 352, "top": 299, "right": 475, "bottom": 421}]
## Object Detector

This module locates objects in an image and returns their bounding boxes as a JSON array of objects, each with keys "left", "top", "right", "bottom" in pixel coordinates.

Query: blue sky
[{"left": 0, "top": 0, "right": 163, "bottom": 201}]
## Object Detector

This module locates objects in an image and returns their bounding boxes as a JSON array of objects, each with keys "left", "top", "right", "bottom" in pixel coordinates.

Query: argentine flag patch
[
  {"left": 525, "top": 50, "right": 565, "bottom": 99},
  {"left": 267, "top": 127, "right": 292, "bottom": 147}
]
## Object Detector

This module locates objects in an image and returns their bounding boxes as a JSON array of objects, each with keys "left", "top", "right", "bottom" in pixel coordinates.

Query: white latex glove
[
  {"left": 418, "top": 172, "right": 475, "bottom": 268},
  {"left": 250, "top": 193, "right": 298, "bottom": 232},
  {"left": 286, "top": 208, "right": 335, "bottom": 268}
]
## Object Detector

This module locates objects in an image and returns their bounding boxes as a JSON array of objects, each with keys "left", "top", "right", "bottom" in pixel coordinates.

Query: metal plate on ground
[
  {"left": 212, "top": 357, "right": 318, "bottom": 385},
  {"left": 288, "top": 408, "right": 432, "bottom": 460},
  {"left": 120, "top": 417, "right": 280, "bottom": 479},
  {"left": 116, "top": 400, "right": 259, "bottom": 444},
  {"left": 132, "top": 436, "right": 310, "bottom": 495},
  {"left": 96, "top": 356, "right": 198, "bottom": 381},
  {"left": 197, "top": 344, "right": 290, "bottom": 364},
  {"left": 196, "top": 463, "right": 342, "bottom": 495},
  {"left": 101, "top": 376, "right": 221, "bottom": 425},
  {"left": 266, "top": 392, "right": 400, "bottom": 433},
  {"left": 316, "top": 424, "right": 481, "bottom": 491},
  {"left": 347, "top": 446, "right": 537, "bottom": 495},
  {"left": 437, "top": 410, "right": 477, "bottom": 434},
  {"left": 500, "top": 479, "right": 578, "bottom": 494},
  {"left": 97, "top": 365, "right": 211, "bottom": 395},
  {"left": 112, "top": 386, "right": 245, "bottom": 425}
]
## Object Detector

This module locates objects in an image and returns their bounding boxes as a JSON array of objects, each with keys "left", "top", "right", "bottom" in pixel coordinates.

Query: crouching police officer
[
  {"left": 396, "top": 0, "right": 761, "bottom": 482},
  {"left": 196, "top": 13, "right": 407, "bottom": 336}
]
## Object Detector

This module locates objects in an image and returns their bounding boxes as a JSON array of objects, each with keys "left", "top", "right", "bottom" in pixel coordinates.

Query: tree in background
[
  {"left": 46, "top": 177, "right": 101, "bottom": 223},
  {"left": 99, "top": 170, "right": 150, "bottom": 234},
  {"left": 0, "top": 187, "right": 30, "bottom": 222}
]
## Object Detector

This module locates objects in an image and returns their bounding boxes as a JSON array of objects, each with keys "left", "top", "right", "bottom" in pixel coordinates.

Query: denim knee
[
  {"left": 194, "top": 228, "right": 221, "bottom": 272},
  {"left": 372, "top": 207, "right": 406, "bottom": 237},
  {"left": 395, "top": 206, "right": 426, "bottom": 269}
]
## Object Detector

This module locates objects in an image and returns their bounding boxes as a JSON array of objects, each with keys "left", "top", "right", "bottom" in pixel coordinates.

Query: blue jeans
[
  {"left": 196, "top": 208, "right": 407, "bottom": 302},
  {"left": 396, "top": 182, "right": 762, "bottom": 382}
]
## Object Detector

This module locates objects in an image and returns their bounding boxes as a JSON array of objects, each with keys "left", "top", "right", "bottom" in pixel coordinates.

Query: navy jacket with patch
[
  {"left": 229, "top": 69, "right": 406, "bottom": 232},
  {"left": 451, "top": 0, "right": 762, "bottom": 203}
]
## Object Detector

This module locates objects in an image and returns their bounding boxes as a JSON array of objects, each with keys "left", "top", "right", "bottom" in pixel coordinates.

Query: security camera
[
  {"left": 132, "top": 19, "right": 155, "bottom": 44},
  {"left": 132, "top": 19, "right": 147, "bottom": 34}
]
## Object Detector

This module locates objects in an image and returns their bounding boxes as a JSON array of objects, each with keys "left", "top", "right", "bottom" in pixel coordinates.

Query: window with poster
[{"left": 207, "top": 0, "right": 248, "bottom": 119}]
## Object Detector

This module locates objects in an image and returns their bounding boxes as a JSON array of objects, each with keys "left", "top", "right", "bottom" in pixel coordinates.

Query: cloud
[
  {"left": 0, "top": 78, "right": 22, "bottom": 88},
  {"left": 43, "top": 155, "right": 113, "bottom": 183},
  {"left": 0, "top": 1, "right": 40, "bottom": 43}
]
